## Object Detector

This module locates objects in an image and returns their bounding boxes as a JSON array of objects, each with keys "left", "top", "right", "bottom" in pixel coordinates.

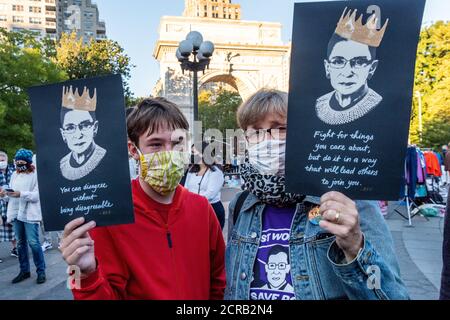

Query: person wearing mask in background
[
  {"left": 59, "top": 98, "right": 225, "bottom": 300},
  {"left": 185, "top": 142, "right": 226, "bottom": 229},
  {"left": 0, "top": 151, "right": 18, "bottom": 262},
  {"left": 225, "top": 89, "right": 409, "bottom": 300},
  {"left": 0, "top": 149, "right": 46, "bottom": 284}
]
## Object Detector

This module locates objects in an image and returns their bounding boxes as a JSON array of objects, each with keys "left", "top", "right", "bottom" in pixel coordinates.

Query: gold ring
[{"left": 335, "top": 211, "right": 341, "bottom": 223}]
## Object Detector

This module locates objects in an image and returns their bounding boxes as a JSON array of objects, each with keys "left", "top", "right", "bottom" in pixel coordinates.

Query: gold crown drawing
[
  {"left": 335, "top": 7, "right": 389, "bottom": 48},
  {"left": 62, "top": 86, "right": 97, "bottom": 112}
]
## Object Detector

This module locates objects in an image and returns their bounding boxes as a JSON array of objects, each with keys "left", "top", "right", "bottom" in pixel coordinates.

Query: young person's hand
[
  {"left": 60, "top": 217, "right": 97, "bottom": 278},
  {"left": 0, "top": 188, "right": 5, "bottom": 198},
  {"left": 6, "top": 191, "right": 20, "bottom": 198},
  {"left": 319, "top": 192, "right": 364, "bottom": 263}
]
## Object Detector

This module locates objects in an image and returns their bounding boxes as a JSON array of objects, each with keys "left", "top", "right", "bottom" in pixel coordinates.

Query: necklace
[{"left": 315, "top": 88, "right": 382, "bottom": 125}]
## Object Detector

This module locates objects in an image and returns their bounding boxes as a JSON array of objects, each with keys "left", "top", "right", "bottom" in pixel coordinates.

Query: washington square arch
[{"left": 152, "top": 0, "right": 291, "bottom": 128}]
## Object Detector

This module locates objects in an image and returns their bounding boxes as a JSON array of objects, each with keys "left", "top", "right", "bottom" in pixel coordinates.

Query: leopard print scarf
[{"left": 239, "top": 161, "right": 305, "bottom": 206}]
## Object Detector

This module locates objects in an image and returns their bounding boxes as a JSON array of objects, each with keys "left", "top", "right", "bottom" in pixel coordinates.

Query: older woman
[
  {"left": 0, "top": 149, "right": 46, "bottom": 284},
  {"left": 225, "top": 89, "right": 409, "bottom": 300}
]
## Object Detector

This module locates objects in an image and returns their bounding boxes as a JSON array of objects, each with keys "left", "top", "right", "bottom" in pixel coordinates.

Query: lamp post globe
[
  {"left": 176, "top": 49, "right": 186, "bottom": 62},
  {"left": 179, "top": 40, "right": 194, "bottom": 57},
  {"left": 197, "top": 51, "right": 208, "bottom": 61},
  {"left": 186, "top": 31, "right": 204, "bottom": 51},
  {"left": 199, "top": 41, "right": 215, "bottom": 58}
]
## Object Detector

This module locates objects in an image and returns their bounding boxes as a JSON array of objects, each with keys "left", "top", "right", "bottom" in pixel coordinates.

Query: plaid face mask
[{"left": 137, "top": 150, "right": 188, "bottom": 196}]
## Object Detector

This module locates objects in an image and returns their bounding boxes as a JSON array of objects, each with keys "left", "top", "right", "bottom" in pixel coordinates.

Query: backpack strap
[{"left": 233, "top": 190, "right": 250, "bottom": 225}]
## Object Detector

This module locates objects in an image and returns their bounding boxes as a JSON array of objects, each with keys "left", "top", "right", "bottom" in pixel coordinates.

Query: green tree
[
  {"left": 53, "top": 32, "right": 135, "bottom": 106},
  {"left": 0, "top": 29, "right": 67, "bottom": 157},
  {"left": 199, "top": 89, "right": 242, "bottom": 134},
  {"left": 410, "top": 21, "right": 450, "bottom": 149},
  {"left": 127, "top": 96, "right": 150, "bottom": 108}
]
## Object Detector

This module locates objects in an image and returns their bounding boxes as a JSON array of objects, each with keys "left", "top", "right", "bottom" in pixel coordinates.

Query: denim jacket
[{"left": 225, "top": 192, "right": 410, "bottom": 300}]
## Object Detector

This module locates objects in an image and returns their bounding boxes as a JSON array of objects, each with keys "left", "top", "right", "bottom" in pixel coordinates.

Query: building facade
[
  {"left": 58, "top": 0, "right": 106, "bottom": 42},
  {"left": 183, "top": 0, "right": 241, "bottom": 20},
  {"left": 153, "top": 0, "right": 291, "bottom": 129},
  {"left": 0, "top": 0, "right": 106, "bottom": 41},
  {"left": 0, "top": 0, "right": 58, "bottom": 39}
]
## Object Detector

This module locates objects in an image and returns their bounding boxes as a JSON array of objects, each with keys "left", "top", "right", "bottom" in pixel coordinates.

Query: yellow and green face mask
[{"left": 138, "top": 150, "right": 188, "bottom": 196}]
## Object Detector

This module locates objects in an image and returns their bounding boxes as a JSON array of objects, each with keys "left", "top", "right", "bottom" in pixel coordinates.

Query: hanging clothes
[
  {"left": 424, "top": 151, "right": 442, "bottom": 177},
  {"left": 436, "top": 152, "right": 444, "bottom": 167},
  {"left": 417, "top": 149, "right": 426, "bottom": 183},
  {"left": 404, "top": 147, "right": 428, "bottom": 199},
  {"left": 405, "top": 147, "right": 418, "bottom": 199}
]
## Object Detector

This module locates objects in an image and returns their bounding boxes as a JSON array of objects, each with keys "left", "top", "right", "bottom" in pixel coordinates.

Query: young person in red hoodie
[{"left": 59, "top": 98, "right": 226, "bottom": 300}]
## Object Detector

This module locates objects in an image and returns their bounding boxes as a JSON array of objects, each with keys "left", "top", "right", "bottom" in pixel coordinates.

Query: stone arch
[{"left": 199, "top": 71, "right": 257, "bottom": 100}]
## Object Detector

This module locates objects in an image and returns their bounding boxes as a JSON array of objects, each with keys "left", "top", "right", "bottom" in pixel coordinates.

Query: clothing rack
[
  {"left": 394, "top": 147, "right": 424, "bottom": 226},
  {"left": 393, "top": 184, "right": 420, "bottom": 227}
]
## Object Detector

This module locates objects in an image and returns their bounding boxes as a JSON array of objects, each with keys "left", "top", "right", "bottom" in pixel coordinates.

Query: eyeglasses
[
  {"left": 328, "top": 56, "right": 372, "bottom": 69},
  {"left": 63, "top": 121, "right": 95, "bottom": 135},
  {"left": 267, "top": 262, "right": 288, "bottom": 270},
  {"left": 245, "top": 127, "right": 287, "bottom": 144}
]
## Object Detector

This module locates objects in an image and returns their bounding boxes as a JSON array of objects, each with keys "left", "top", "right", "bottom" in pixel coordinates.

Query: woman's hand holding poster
[{"left": 286, "top": 0, "right": 426, "bottom": 200}]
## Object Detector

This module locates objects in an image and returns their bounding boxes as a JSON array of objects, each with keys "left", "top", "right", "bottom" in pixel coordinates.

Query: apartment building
[{"left": 0, "top": 0, "right": 106, "bottom": 41}]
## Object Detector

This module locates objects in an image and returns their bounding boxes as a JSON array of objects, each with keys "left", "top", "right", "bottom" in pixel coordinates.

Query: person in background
[
  {"left": 443, "top": 145, "right": 449, "bottom": 187},
  {"left": 1, "top": 149, "right": 46, "bottom": 284},
  {"left": 185, "top": 142, "right": 226, "bottom": 229},
  {"left": 442, "top": 145, "right": 448, "bottom": 162},
  {"left": 0, "top": 151, "right": 18, "bottom": 262},
  {"left": 441, "top": 187, "right": 450, "bottom": 300},
  {"left": 231, "top": 153, "right": 239, "bottom": 173}
]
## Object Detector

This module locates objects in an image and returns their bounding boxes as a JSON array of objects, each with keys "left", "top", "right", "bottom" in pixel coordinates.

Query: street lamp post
[
  {"left": 176, "top": 31, "right": 215, "bottom": 123},
  {"left": 415, "top": 91, "right": 423, "bottom": 144}
]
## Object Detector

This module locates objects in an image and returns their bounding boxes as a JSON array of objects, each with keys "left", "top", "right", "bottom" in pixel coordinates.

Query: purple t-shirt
[{"left": 250, "top": 205, "right": 296, "bottom": 301}]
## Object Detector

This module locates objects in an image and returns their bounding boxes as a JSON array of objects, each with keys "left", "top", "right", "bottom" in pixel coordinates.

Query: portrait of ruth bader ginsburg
[
  {"left": 59, "top": 85, "right": 106, "bottom": 181},
  {"left": 316, "top": 8, "right": 389, "bottom": 126}
]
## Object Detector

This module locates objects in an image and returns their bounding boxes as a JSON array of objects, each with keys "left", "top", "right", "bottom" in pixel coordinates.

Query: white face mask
[
  {"left": 247, "top": 139, "right": 286, "bottom": 176},
  {"left": 0, "top": 161, "right": 7, "bottom": 170}
]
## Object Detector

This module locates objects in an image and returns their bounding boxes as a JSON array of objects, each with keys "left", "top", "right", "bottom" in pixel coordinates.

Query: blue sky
[{"left": 94, "top": 0, "right": 450, "bottom": 98}]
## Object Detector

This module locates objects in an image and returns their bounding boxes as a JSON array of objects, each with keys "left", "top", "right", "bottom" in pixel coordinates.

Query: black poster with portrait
[
  {"left": 28, "top": 74, "right": 135, "bottom": 231},
  {"left": 285, "top": 0, "right": 425, "bottom": 200}
]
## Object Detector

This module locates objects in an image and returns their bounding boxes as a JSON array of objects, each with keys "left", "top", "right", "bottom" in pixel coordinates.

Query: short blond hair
[{"left": 237, "top": 89, "right": 288, "bottom": 130}]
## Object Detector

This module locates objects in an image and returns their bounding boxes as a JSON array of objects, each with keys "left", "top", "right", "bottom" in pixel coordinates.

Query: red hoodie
[{"left": 72, "top": 179, "right": 226, "bottom": 300}]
